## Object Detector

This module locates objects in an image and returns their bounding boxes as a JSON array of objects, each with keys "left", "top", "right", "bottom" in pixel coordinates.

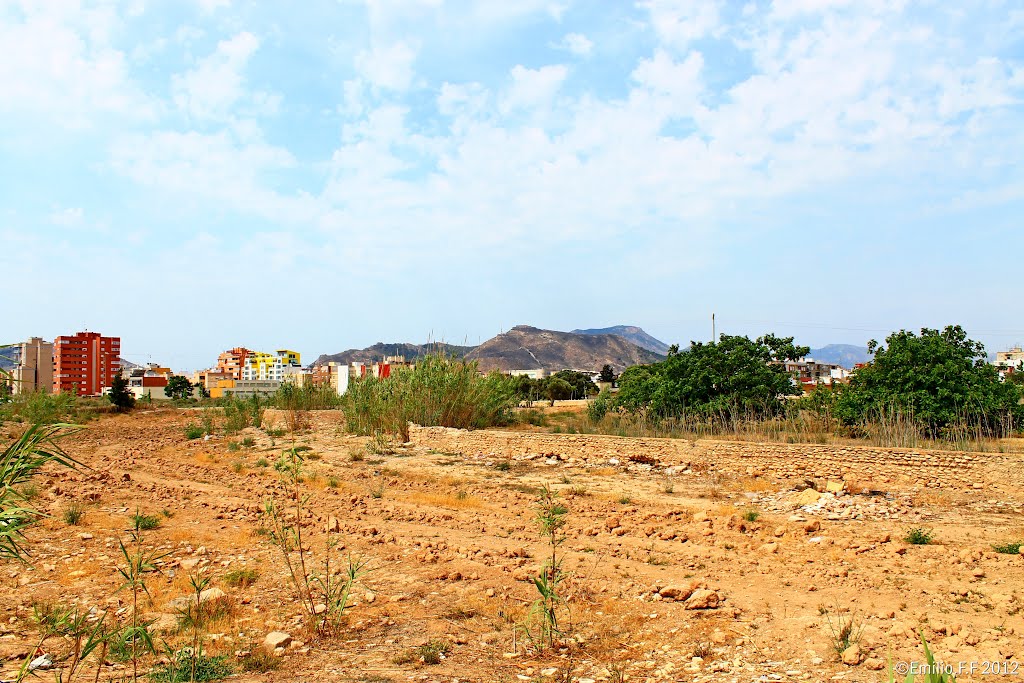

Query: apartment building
[
  {"left": 216, "top": 347, "right": 252, "bottom": 380},
  {"left": 11, "top": 337, "right": 54, "bottom": 395},
  {"left": 241, "top": 350, "right": 302, "bottom": 381},
  {"left": 994, "top": 347, "right": 1024, "bottom": 374},
  {"left": 53, "top": 331, "right": 120, "bottom": 396}
]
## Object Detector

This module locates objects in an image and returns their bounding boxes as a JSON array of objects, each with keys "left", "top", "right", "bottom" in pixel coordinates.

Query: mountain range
[
  {"left": 571, "top": 325, "right": 671, "bottom": 355},
  {"left": 314, "top": 342, "right": 474, "bottom": 367},
  {"left": 806, "top": 344, "right": 872, "bottom": 368}
]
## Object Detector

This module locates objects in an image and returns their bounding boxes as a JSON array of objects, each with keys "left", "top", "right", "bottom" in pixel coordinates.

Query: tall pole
[{"left": 712, "top": 313, "right": 716, "bottom": 343}]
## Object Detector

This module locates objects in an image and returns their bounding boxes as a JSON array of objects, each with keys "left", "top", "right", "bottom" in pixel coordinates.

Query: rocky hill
[
  {"left": 807, "top": 344, "right": 871, "bottom": 368},
  {"left": 464, "top": 325, "right": 663, "bottom": 373},
  {"left": 313, "top": 342, "right": 473, "bottom": 367},
  {"left": 571, "top": 325, "right": 670, "bottom": 355}
]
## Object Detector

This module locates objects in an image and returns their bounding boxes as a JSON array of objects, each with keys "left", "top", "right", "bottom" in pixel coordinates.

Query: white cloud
[
  {"left": 49, "top": 207, "right": 85, "bottom": 227},
  {"left": 353, "top": 42, "right": 419, "bottom": 91},
  {"left": 172, "top": 31, "right": 262, "bottom": 121},
  {"left": 195, "top": 0, "right": 231, "bottom": 13},
  {"left": 640, "top": 0, "right": 723, "bottom": 48},
  {"left": 501, "top": 64, "right": 569, "bottom": 112},
  {"left": 553, "top": 32, "right": 593, "bottom": 57}
]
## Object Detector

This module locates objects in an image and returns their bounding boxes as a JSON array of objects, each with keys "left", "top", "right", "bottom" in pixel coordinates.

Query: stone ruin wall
[{"left": 409, "top": 426, "right": 1020, "bottom": 490}]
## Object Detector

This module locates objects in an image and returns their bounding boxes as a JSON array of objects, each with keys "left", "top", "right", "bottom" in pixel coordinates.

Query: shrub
[
  {"left": 823, "top": 606, "right": 863, "bottom": 658},
  {"left": 327, "top": 476, "right": 340, "bottom": 488},
  {"left": 241, "top": 437, "right": 256, "bottom": 447},
  {"left": 131, "top": 512, "right": 161, "bottom": 531},
  {"left": 396, "top": 639, "right": 451, "bottom": 665},
  {"left": 239, "top": 648, "right": 280, "bottom": 673},
  {"left": 255, "top": 457, "right": 269, "bottom": 468},
  {"left": 904, "top": 527, "right": 934, "bottom": 545},
  {"left": 341, "top": 354, "right": 517, "bottom": 441},
  {"left": 617, "top": 494, "right": 632, "bottom": 505},
  {"left": 227, "top": 441, "right": 240, "bottom": 452},
  {"left": 184, "top": 424, "right": 204, "bottom": 440},
  {"left": 742, "top": 509, "right": 761, "bottom": 522},
  {"left": 148, "top": 651, "right": 233, "bottom": 682},
  {"left": 62, "top": 503, "right": 85, "bottom": 526},
  {"left": 230, "top": 460, "right": 244, "bottom": 474},
  {"left": 992, "top": 541, "right": 1022, "bottom": 554}
]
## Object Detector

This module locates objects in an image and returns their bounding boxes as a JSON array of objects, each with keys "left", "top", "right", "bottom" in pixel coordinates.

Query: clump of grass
[
  {"left": 742, "top": 508, "right": 761, "bottom": 522},
  {"left": 327, "top": 476, "right": 340, "bottom": 488},
  {"left": 161, "top": 508, "right": 174, "bottom": 518},
  {"left": 239, "top": 648, "right": 280, "bottom": 673},
  {"left": 148, "top": 651, "right": 233, "bottom": 682},
  {"left": 992, "top": 540, "right": 1022, "bottom": 554},
  {"left": 349, "top": 448, "right": 365, "bottom": 462},
  {"left": 568, "top": 485, "right": 589, "bottom": 497},
  {"left": 226, "top": 441, "right": 240, "bottom": 452},
  {"left": 369, "top": 481, "right": 386, "bottom": 499},
  {"left": 241, "top": 437, "right": 256, "bottom": 447},
  {"left": 904, "top": 527, "right": 934, "bottom": 545},
  {"left": 19, "top": 483, "right": 41, "bottom": 501},
  {"left": 662, "top": 477, "right": 675, "bottom": 494},
  {"left": 230, "top": 460, "right": 245, "bottom": 474},
  {"left": 224, "top": 568, "right": 259, "bottom": 588},
  {"left": 265, "top": 428, "right": 286, "bottom": 438},
  {"left": 255, "top": 457, "right": 269, "bottom": 468},
  {"left": 495, "top": 460, "right": 512, "bottom": 471},
  {"left": 822, "top": 605, "right": 863, "bottom": 658},
  {"left": 62, "top": 503, "right": 86, "bottom": 526},
  {"left": 396, "top": 639, "right": 452, "bottom": 665},
  {"left": 617, "top": 494, "right": 633, "bottom": 505},
  {"left": 184, "top": 424, "right": 204, "bottom": 440},
  {"left": 131, "top": 512, "right": 161, "bottom": 531}
]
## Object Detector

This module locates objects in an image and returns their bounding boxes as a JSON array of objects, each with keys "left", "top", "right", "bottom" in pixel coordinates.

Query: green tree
[
  {"left": 164, "top": 375, "right": 194, "bottom": 401},
  {"left": 615, "top": 333, "right": 808, "bottom": 421},
  {"left": 544, "top": 378, "right": 574, "bottom": 406},
  {"left": 107, "top": 374, "right": 135, "bottom": 412},
  {"left": 835, "top": 325, "right": 1022, "bottom": 436},
  {"left": 548, "top": 370, "right": 598, "bottom": 399},
  {"left": 598, "top": 364, "right": 616, "bottom": 384}
]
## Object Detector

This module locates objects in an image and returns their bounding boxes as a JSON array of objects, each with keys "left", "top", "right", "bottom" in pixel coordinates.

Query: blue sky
[{"left": 3, "top": 0, "right": 1023, "bottom": 371}]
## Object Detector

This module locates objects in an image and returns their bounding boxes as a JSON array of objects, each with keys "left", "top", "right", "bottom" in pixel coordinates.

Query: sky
[{"left": 2, "top": 0, "right": 1023, "bottom": 372}]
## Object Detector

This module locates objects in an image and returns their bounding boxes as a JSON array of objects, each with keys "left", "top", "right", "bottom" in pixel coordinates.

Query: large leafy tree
[
  {"left": 616, "top": 334, "right": 808, "bottom": 420},
  {"left": 164, "top": 375, "right": 194, "bottom": 401},
  {"left": 548, "top": 370, "right": 598, "bottom": 399},
  {"left": 107, "top": 374, "right": 136, "bottom": 411},
  {"left": 835, "top": 325, "right": 1022, "bottom": 435}
]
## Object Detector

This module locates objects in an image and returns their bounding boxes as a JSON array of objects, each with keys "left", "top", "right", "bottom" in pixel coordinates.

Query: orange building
[
  {"left": 53, "top": 331, "right": 121, "bottom": 396},
  {"left": 216, "top": 347, "right": 252, "bottom": 380}
]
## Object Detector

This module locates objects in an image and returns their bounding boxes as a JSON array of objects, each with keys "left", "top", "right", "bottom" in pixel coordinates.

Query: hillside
[
  {"left": 807, "top": 344, "right": 871, "bottom": 368},
  {"left": 0, "top": 346, "right": 15, "bottom": 370},
  {"left": 464, "top": 325, "right": 662, "bottom": 373},
  {"left": 571, "top": 325, "right": 671, "bottom": 355},
  {"left": 314, "top": 342, "right": 473, "bottom": 367}
]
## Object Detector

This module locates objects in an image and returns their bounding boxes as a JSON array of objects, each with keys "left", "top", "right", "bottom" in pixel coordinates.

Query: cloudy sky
[{"left": 3, "top": 0, "right": 1022, "bottom": 370}]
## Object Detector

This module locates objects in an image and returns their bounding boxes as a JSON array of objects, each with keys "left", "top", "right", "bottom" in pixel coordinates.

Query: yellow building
[{"left": 241, "top": 350, "right": 302, "bottom": 381}]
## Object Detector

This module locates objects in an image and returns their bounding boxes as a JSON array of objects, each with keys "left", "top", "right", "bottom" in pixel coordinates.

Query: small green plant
[
  {"left": 18, "top": 482, "right": 41, "bottom": 501},
  {"left": 239, "top": 648, "right": 280, "bottom": 673},
  {"left": 327, "top": 476, "right": 340, "bottom": 488},
  {"left": 396, "top": 639, "right": 452, "bottom": 665},
  {"left": 888, "top": 632, "right": 958, "bottom": 682},
  {"left": 265, "top": 428, "right": 286, "bottom": 438},
  {"left": 369, "top": 481, "right": 386, "bottom": 499},
  {"left": 568, "top": 484, "right": 589, "bottom": 497},
  {"left": 992, "top": 540, "right": 1022, "bottom": 554},
  {"left": 131, "top": 512, "right": 161, "bottom": 531},
  {"left": 255, "top": 457, "right": 269, "bottom": 468},
  {"left": 366, "top": 431, "right": 396, "bottom": 455},
  {"left": 148, "top": 649, "right": 233, "bottom": 682},
  {"left": 349, "top": 448, "right": 365, "bottom": 462},
  {"left": 230, "top": 460, "right": 244, "bottom": 474},
  {"left": 495, "top": 460, "right": 512, "bottom": 471},
  {"left": 184, "top": 423, "right": 204, "bottom": 440},
  {"left": 25, "top": 601, "right": 111, "bottom": 683},
  {"left": 224, "top": 568, "right": 259, "bottom": 588},
  {"left": 62, "top": 502, "right": 86, "bottom": 526},
  {"left": 114, "top": 519, "right": 168, "bottom": 682},
  {"left": 241, "top": 437, "right": 256, "bottom": 448},
  {"left": 617, "top": 494, "right": 632, "bottom": 505},
  {"left": 904, "top": 527, "right": 934, "bottom": 545},
  {"left": 822, "top": 605, "right": 863, "bottom": 658},
  {"left": 742, "top": 508, "right": 761, "bottom": 522},
  {"left": 161, "top": 508, "right": 174, "bottom": 518},
  {"left": 523, "top": 485, "right": 570, "bottom": 649},
  {"left": 226, "top": 441, "right": 240, "bottom": 452}
]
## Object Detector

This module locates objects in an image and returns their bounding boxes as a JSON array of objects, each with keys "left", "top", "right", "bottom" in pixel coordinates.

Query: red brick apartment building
[{"left": 53, "top": 332, "right": 120, "bottom": 396}]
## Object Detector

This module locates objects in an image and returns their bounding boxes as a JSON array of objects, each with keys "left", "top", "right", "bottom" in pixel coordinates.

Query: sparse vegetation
[
  {"left": 904, "top": 527, "right": 934, "bottom": 545},
  {"left": 742, "top": 508, "right": 761, "bottom": 522},
  {"left": 184, "top": 424, "right": 204, "bottom": 440},
  {"left": 224, "top": 568, "right": 259, "bottom": 588},
  {"left": 396, "top": 639, "right": 451, "bottom": 665},
  {"left": 62, "top": 502, "right": 86, "bottom": 526},
  {"left": 991, "top": 540, "right": 1021, "bottom": 554},
  {"left": 131, "top": 511, "right": 162, "bottom": 531},
  {"left": 822, "top": 605, "right": 863, "bottom": 658},
  {"left": 522, "top": 485, "right": 569, "bottom": 648},
  {"left": 239, "top": 648, "right": 281, "bottom": 673}
]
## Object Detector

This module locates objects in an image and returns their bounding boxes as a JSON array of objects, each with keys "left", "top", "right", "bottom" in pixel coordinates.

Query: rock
[
  {"left": 364, "top": 591, "right": 376, "bottom": 603},
  {"left": 264, "top": 631, "right": 292, "bottom": 650},
  {"left": 864, "top": 657, "right": 885, "bottom": 670},
  {"left": 683, "top": 589, "right": 720, "bottom": 610},
  {"left": 841, "top": 644, "right": 862, "bottom": 666},
  {"left": 78, "top": 533, "right": 94, "bottom": 541},
  {"left": 605, "top": 517, "right": 621, "bottom": 531},
  {"left": 803, "top": 520, "right": 820, "bottom": 533},
  {"left": 199, "top": 587, "right": 226, "bottom": 603},
  {"left": 792, "top": 489, "right": 821, "bottom": 507},
  {"left": 325, "top": 516, "right": 341, "bottom": 533},
  {"left": 826, "top": 480, "right": 846, "bottom": 494},
  {"left": 29, "top": 654, "right": 54, "bottom": 671},
  {"left": 148, "top": 613, "right": 179, "bottom": 634},
  {"left": 659, "top": 584, "right": 696, "bottom": 601}
]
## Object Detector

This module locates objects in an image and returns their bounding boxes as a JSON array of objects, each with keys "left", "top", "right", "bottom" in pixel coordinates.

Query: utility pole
[{"left": 712, "top": 313, "right": 716, "bottom": 343}]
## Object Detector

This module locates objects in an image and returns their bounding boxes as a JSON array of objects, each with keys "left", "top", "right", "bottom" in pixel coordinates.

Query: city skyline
[{"left": 3, "top": 1, "right": 1022, "bottom": 371}]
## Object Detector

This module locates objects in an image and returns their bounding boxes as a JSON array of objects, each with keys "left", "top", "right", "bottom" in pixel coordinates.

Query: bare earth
[{"left": 2, "top": 408, "right": 1023, "bottom": 682}]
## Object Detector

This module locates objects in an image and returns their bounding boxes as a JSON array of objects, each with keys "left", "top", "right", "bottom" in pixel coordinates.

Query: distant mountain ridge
[
  {"left": 465, "top": 325, "right": 663, "bottom": 373},
  {"left": 314, "top": 342, "right": 473, "bottom": 367},
  {"left": 807, "top": 344, "right": 871, "bottom": 368},
  {"left": 571, "top": 325, "right": 671, "bottom": 355},
  {"left": 0, "top": 346, "right": 16, "bottom": 370}
]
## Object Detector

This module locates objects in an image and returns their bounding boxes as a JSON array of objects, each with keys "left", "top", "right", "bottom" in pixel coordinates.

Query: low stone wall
[{"left": 410, "top": 426, "right": 1020, "bottom": 490}]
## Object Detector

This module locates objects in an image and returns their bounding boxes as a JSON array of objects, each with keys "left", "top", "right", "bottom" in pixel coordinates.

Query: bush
[
  {"left": 239, "top": 649, "right": 280, "bottom": 673},
  {"left": 184, "top": 424, "right": 204, "bottom": 440},
  {"left": 62, "top": 503, "right": 86, "bottom": 526},
  {"left": 341, "top": 355, "right": 517, "bottom": 441},
  {"left": 741, "top": 508, "right": 760, "bottom": 522},
  {"left": 148, "top": 651, "right": 233, "bottom": 682},
  {"left": 224, "top": 568, "right": 259, "bottom": 588},
  {"left": 904, "top": 527, "right": 934, "bottom": 545},
  {"left": 131, "top": 512, "right": 161, "bottom": 531},
  {"left": 992, "top": 541, "right": 1022, "bottom": 554}
]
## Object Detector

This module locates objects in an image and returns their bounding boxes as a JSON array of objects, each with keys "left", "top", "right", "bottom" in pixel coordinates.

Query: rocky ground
[{"left": 1, "top": 408, "right": 1022, "bottom": 682}]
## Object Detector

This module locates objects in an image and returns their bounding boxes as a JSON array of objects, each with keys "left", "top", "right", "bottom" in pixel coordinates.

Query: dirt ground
[{"left": 2, "top": 408, "right": 1022, "bottom": 683}]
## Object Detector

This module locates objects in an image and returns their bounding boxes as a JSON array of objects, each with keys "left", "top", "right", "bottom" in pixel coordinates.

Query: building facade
[
  {"left": 216, "top": 347, "right": 252, "bottom": 380},
  {"left": 994, "top": 347, "right": 1024, "bottom": 375},
  {"left": 53, "top": 332, "right": 120, "bottom": 396},
  {"left": 11, "top": 337, "right": 54, "bottom": 395},
  {"left": 241, "top": 350, "right": 302, "bottom": 381}
]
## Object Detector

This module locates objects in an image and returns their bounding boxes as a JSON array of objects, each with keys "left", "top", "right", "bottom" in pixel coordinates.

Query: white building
[{"left": 994, "top": 347, "right": 1024, "bottom": 375}]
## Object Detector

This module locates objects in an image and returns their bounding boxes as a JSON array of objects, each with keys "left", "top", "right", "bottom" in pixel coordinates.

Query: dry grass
[{"left": 406, "top": 491, "right": 486, "bottom": 510}]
